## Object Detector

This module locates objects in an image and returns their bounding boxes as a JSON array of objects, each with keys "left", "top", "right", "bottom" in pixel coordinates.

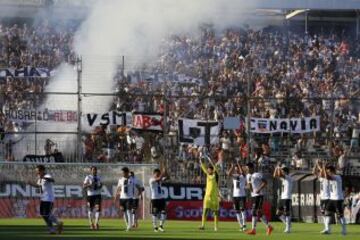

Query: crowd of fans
[
  {"left": 1, "top": 20, "right": 360, "bottom": 181},
  {"left": 0, "top": 21, "right": 77, "bottom": 161},
  {"left": 111, "top": 25, "right": 360, "bottom": 180},
  {"left": 0, "top": 21, "right": 76, "bottom": 68}
]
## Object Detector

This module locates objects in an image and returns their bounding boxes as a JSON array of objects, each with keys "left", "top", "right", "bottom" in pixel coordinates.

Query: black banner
[
  {"left": 289, "top": 174, "right": 360, "bottom": 223},
  {"left": 291, "top": 173, "right": 311, "bottom": 221},
  {"left": 300, "top": 175, "right": 317, "bottom": 222},
  {"left": 23, "top": 152, "right": 65, "bottom": 163}
]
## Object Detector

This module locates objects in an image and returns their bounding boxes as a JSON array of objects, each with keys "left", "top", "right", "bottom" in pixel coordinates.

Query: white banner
[
  {"left": 178, "top": 118, "right": 219, "bottom": 146},
  {"left": 4, "top": 108, "right": 77, "bottom": 123},
  {"left": 250, "top": 116, "right": 320, "bottom": 133},
  {"left": 82, "top": 111, "right": 132, "bottom": 130}
]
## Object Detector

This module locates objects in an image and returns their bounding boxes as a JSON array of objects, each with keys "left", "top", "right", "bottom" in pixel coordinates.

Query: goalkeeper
[{"left": 199, "top": 156, "right": 222, "bottom": 231}]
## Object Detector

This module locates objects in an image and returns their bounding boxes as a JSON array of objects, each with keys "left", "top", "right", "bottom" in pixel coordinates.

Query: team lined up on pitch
[{"left": 30, "top": 159, "right": 347, "bottom": 235}]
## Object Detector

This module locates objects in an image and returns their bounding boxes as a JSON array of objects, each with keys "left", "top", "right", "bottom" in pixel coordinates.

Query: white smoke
[
  {"left": 74, "top": 0, "right": 262, "bottom": 92},
  {"left": 13, "top": 63, "right": 78, "bottom": 160},
  {"left": 21, "top": 0, "right": 273, "bottom": 158}
]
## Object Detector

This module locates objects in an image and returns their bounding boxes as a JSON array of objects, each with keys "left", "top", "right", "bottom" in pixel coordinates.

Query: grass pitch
[{"left": 0, "top": 219, "right": 359, "bottom": 240}]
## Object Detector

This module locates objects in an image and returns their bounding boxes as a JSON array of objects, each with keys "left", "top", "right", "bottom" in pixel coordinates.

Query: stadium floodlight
[{"left": 285, "top": 9, "right": 309, "bottom": 19}]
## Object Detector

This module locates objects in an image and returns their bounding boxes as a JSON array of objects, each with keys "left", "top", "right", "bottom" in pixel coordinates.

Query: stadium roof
[
  {"left": 0, "top": 0, "right": 359, "bottom": 21},
  {"left": 0, "top": 0, "right": 359, "bottom": 10},
  {"left": 0, "top": 0, "right": 90, "bottom": 20},
  {"left": 259, "top": 0, "right": 360, "bottom": 10}
]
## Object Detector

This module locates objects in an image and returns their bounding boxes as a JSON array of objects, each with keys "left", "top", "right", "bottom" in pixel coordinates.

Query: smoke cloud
[{"left": 74, "top": 0, "right": 261, "bottom": 94}]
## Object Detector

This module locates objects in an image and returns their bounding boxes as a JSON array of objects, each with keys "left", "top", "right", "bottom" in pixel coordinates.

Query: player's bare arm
[
  {"left": 274, "top": 165, "right": 284, "bottom": 179},
  {"left": 319, "top": 162, "right": 327, "bottom": 179},
  {"left": 113, "top": 186, "right": 121, "bottom": 205},
  {"left": 248, "top": 181, "right": 253, "bottom": 193},
  {"left": 226, "top": 163, "right": 234, "bottom": 176},
  {"left": 312, "top": 161, "right": 319, "bottom": 176},
  {"left": 26, "top": 179, "right": 40, "bottom": 187},
  {"left": 273, "top": 166, "right": 279, "bottom": 178},
  {"left": 218, "top": 191, "right": 224, "bottom": 202},
  {"left": 237, "top": 163, "right": 244, "bottom": 176},
  {"left": 153, "top": 169, "right": 166, "bottom": 182}
]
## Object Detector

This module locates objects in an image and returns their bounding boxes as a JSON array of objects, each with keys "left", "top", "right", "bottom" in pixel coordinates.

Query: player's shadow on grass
[
  {"left": 0, "top": 225, "right": 194, "bottom": 240},
  {"left": 0, "top": 225, "right": 123, "bottom": 231},
  {"left": 0, "top": 226, "right": 185, "bottom": 240},
  {"left": 0, "top": 225, "right": 184, "bottom": 240},
  {"left": 0, "top": 225, "right": 87, "bottom": 231}
]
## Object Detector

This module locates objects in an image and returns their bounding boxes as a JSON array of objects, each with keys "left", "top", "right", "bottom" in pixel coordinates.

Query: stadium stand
[{"left": 0, "top": 4, "right": 360, "bottom": 186}]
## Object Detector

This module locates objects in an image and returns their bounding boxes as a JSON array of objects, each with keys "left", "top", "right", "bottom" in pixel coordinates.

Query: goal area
[{"left": 0, "top": 162, "right": 157, "bottom": 219}]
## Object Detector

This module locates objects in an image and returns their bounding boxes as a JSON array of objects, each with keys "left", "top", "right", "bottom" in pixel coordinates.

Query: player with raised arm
[
  {"left": 199, "top": 156, "right": 221, "bottom": 232},
  {"left": 130, "top": 171, "right": 144, "bottom": 228},
  {"left": 149, "top": 167, "right": 167, "bottom": 232},
  {"left": 313, "top": 159, "right": 330, "bottom": 233},
  {"left": 324, "top": 165, "right": 347, "bottom": 235},
  {"left": 227, "top": 162, "right": 247, "bottom": 231},
  {"left": 114, "top": 167, "right": 142, "bottom": 232},
  {"left": 246, "top": 162, "right": 273, "bottom": 236},
  {"left": 83, "top": 166, "right": 103, "bottom": 230},
  {"left": 273, "top": 165, "right": 293, "bottom": 233},
  {"left": 31, "top": 165, "right": 63, "bottom": 234}
]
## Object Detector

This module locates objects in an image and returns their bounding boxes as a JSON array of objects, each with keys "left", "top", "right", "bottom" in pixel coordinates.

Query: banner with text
[
  {"left": 82, "top": 111, "right": 132, "bottom": 131},
  {"left": 167, "top": 201, "right": 271, "bottom": 221},
  {"left": 250, "top": 116, "right": 320, "bottom": 133},
  {"left": 23, "top": 152, "right": 65, "bottom": 163},
  {"left": 0, "top": 163, "right": 153, "bottom": 219},
  {"left": 4, "top": 108, "right": 77, "bottom": 123},
  {"left": 178, "top": 118, "right": 219, "bottom": 146},
  {"left": 82, "top": 112, "right": 164, "bottom": 132},
  {"left": 132, "top": 113, "right": 163, "bottom": 131},
  {"left": 0, "top": 67, "right": 52, "bottom": 78}
]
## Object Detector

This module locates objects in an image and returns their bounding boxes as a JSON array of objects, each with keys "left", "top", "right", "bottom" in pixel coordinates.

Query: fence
[{"left": 1, "top": 60, "right": 360, "bottom": 182}]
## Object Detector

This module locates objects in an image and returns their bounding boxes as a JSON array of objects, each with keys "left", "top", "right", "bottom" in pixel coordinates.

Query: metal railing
[{"left": 2, "top": 93, "right": 360, "bottom": 172}]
